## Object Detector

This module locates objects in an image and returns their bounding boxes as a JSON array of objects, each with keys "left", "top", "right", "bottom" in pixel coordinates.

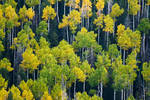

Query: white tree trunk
[
  {"left": 114, "top": 90, "right": 116, "bottom": 100},
  {"left": 133, "top": 15, "right": 135, "bottom": 31},
  {"left": 56, "top": 0, "right": 60, "bottom": 23},
  {"left": 123, "top": 50, "right": 126, "bottom": 65},
  {"left": 66, "top": 26, "right": 69, "bottom": 42},
  {"left": 48, "top": 19, "right": 50, "bottom": 33},
  {"left": 39, "top": 0, "right": 41, "bottom": 21},
  {"left": 100, "top": 82, "right": 103, "bottom": 97},
  {"left": 143, "top": 33, "right": 145, "bottom": 60},
  {"left": 98, "top": 28, "right": 100, "bottom": 44},
  {"left": 83, "top": 80, "right": 85, "bottom": 92},
  {"left": 74, "top": 79, "right": 76, "bottom": 100},
  {"left": 121, "top": 89, "right": 123, "bottom": 100}
]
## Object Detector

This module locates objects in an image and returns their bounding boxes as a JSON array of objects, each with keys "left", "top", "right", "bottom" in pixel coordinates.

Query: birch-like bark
[
  {"left": 123, "top": 50, "right": 126, "bottom": 65},
  {"left": 66, "top": 26, "right": 69, "bottom": 42},
  {"left": 100, "top": 82, "right": 103, "bottom": 97},
  {"left": 56, "top": 0, "right": 60, "bottom": 23},
  {"left": 142, "top": 0, "right": 144, "bottom": 16},
  {"left": 64, "top": 0, "right": 66, "bottom": 15},
  {"left": 74, "top": 79, "right": 76, "bottom": 100},
  {"left": 97, "top": 83, "right": 100, "bottom": 96},
  {"left": 147, "top": 5, "right": 149, "bottom": 18},
  {"left": 143, "top": 33, "right": 145, "bottom": 61},
  {"left": 83, "top": 80, "right": 85, "bottom": 92},
  {"left": 39, "top": 0, "right": 41, "bottom": 21},
  {"left": 106, "top": 32, "right": 109, "bottom": 50},
  {"left": 114, "top": 90, "right": 116, "bottom": 100},
  {"left": 121, "top": 89, "right": 123, "bottom": 100},
  {"left": 98, "top": 28, "right": 100, "bottom": 44},
  {"left": 133, "top": 15, "right": 135, "bottom": 31},
  {"left": 138, "top": 0, "right": 141, "bottom": 23},
  {"left": 48, "top": 19, "right": 50, "bottom": 33}
]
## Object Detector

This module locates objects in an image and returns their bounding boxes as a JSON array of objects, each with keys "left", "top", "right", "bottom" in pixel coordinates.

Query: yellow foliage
[
  {"left": 128, "top": 0, "right": 140, "bottom": 15},
  {"left": 93, "top": 14, "right": 104, "bottom": 28},
  {"left": 96, "top": 0, "right": 105, "bottom": 11},
  {"left": 41, "top": 91, "right": 52, "bottom": 100},
  {"left": 0, "top": 9, "right": 2, "bottom": 19},
  {"left": 48, "top": 0, "right": 56, "bottom": 5},
  {"left": 80, "top": 0, "right": 92, "bottom": 18},
  {"left": 59, "top": 10, "right": 81, "bottom": 33},
  {"left": 9, "top": 85, "right": 23, "bottom": 100},
  {"left": 0, "top": 88, "right": 8, "bottom": 100},
  {"left": 20, "top": 48, "right": 40, "bottom": 70},
  {"left": 22, "top": 90, "right": 34, "bottom": 100},
  {"left": 42, "top": 6, "right": 56, "bottom": 21},
  {"left": 5, "top": 5, "right": 20, "bottom": 27},
  {"left": 117, "top": 24, "right": 125, "bottom": 37},
  {"left": 19, "top": 5, "right": 28, "bottom": 22},
  {"left": 26, "top": 8, "right": 35, "bottom": 20},
  {"left": 0, "top": 58, "right": 13, "bottom": 71},
  {"left": 110, "top": 3, "right": 124, "bottom": 18},
  {"left": 103, "top": 15, "right": 114, "bottom": 33},
  {"left": 72, "top": 67, "right": 86, "bottom": 82}
]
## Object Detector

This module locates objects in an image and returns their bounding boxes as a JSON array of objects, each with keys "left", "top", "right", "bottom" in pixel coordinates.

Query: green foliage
[
  {"left": 137, "top": 18, "right": 150, "bottom": 34},
  {"left": 28, "top": 79, "right": 48, "bottom": 99},
  {"left": 51, "top": 84, "right": 62, "bottom": 100},
  {"left": 142, "top": 62, "right": 150, "bottom": 82},
  {"left": 25, "top": 0, "right": 39, "bottom": 7},
  {"left": 36, "top": 21, "right": 48, "bottom": 37},
  {"left": 76, "top": 92, "right": 103, "bottom": 100},
  {"left": 73, "top": 27, "right": 97, "bottom": 48},
  {"left": 127, "top": 95, "right": 135, "bottom": 100},
  {"left": 108, "top": 44, "right": 120, "bottom": 59}
]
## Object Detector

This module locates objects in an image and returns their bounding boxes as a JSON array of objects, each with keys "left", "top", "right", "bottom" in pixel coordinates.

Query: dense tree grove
[{"left": 0, "top": 0, "right": 150, "bottom": 100}]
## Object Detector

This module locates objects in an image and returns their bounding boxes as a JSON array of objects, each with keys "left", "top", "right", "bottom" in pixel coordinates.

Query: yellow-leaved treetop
[
  {"left": 103, "top": 15, "right": 114, "bottom": 33},
  {"left": 0, "top": 74, "right": 8, "bottom": 89},
  {"left": 59, "top": 10, "right": 81, "bottom": 34},
  {"left": 20, "top": 47, "right": 40, "bottom": 79},
  {"left": 66, "top": 0, "right": 80, "bottom": 9},
  {"left": 9, "top": 85, "right": 23, "bottom": 100},
  {"left": 0, "top": 58, "right": 13, "bottom": 71},
  {"left": 128, "top": 0, "right": 140, "bottom": 16},
  {"left": 41, "top": 91, "right": 53, "bottom": 100},
  {"left": 72, "top": 67, "right": 86, "bottom": 82},
  {"left": 96, "top": 0, "right": 105, "bottom": 15},
  {"left": 21, "top": 47, "right": 40, "bottom": 70},
  {"left": 116, "top": 24, "right": 125, "bottom": 37},
  {"left": 0, "top": 88, "right": 8, "bottom": 100},
  {"left": 26, "top": 8, "right": 35, "bottom": 20},
  {"left": 93, "top": 14, "right": 104, "bottom": 43},
  {"left": 19, "top": 5, "right": 28, "bottom": 24},
  {"left": 110, "top": 3, "right": 124, "bottom": 18},
  {"left": 5, "top": 5, "right": 20, "bottom": 28},
  {"left": 81, "top": 0, "right": 92, "bottom": 18},
  {"left": 42, "top": 5, "right": 56, "bottom": 32},
  {"left": 19, "top": 80, "right": 34, "bottom": 100}
]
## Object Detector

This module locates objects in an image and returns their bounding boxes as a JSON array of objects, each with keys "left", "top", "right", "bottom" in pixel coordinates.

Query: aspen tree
[{"left": 42, "top": 6, "right": 56, "bottom": 33}]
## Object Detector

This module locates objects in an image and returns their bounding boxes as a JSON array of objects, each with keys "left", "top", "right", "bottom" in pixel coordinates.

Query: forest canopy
[{"left": 0, "top": 0, "right": 150, "bottom": 100}]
